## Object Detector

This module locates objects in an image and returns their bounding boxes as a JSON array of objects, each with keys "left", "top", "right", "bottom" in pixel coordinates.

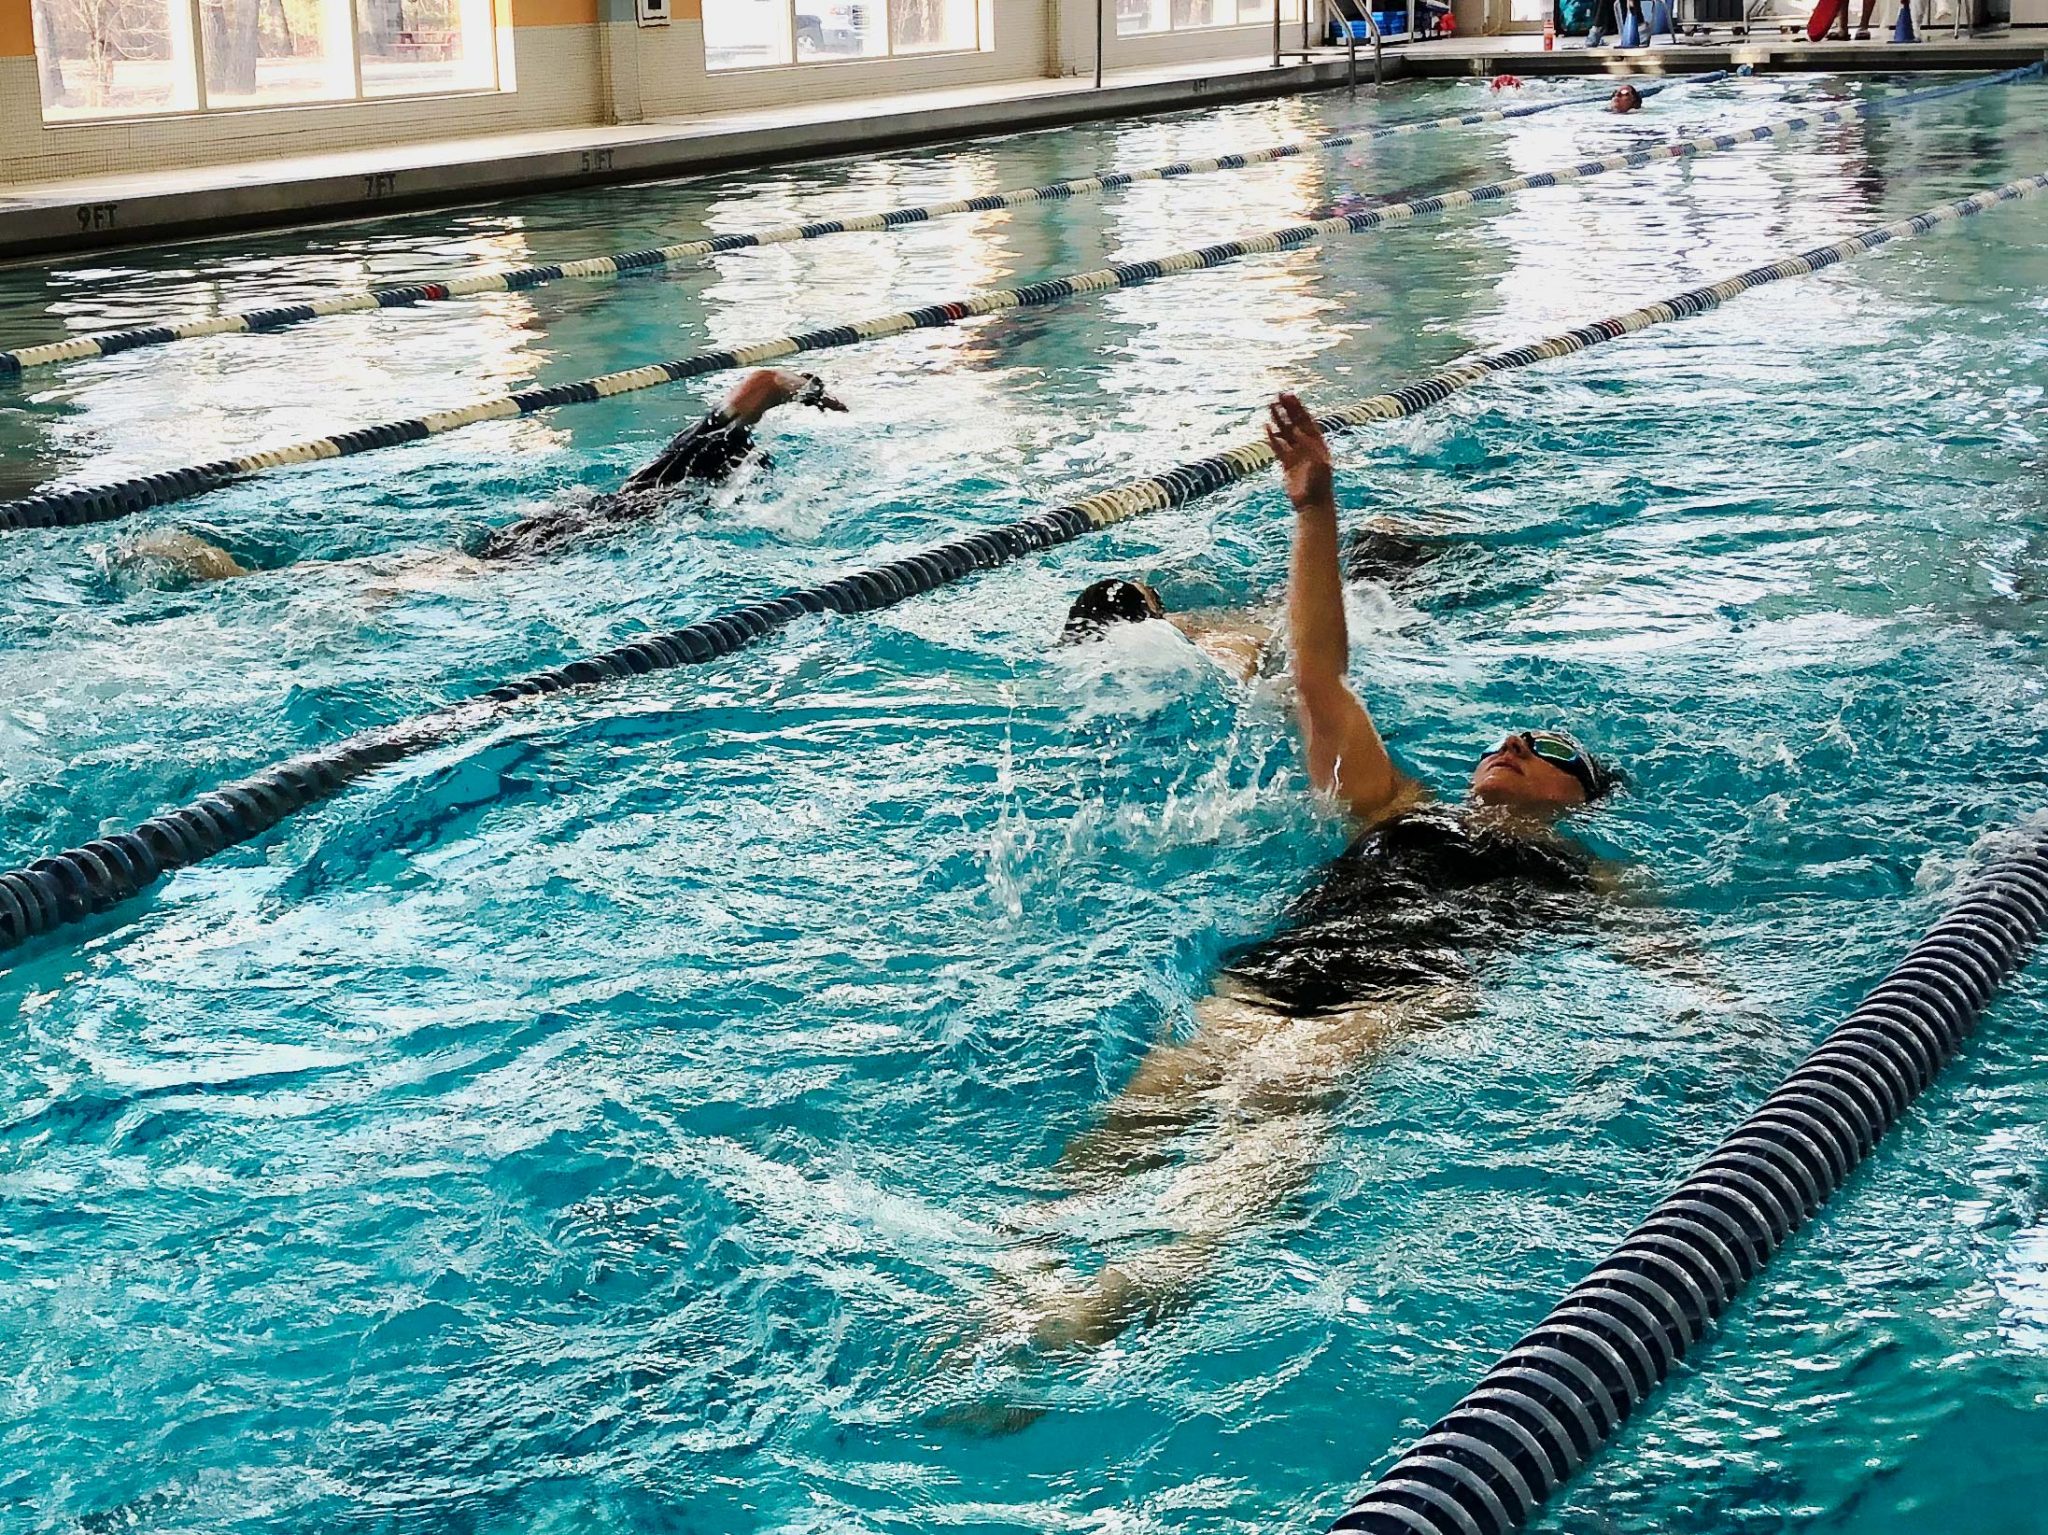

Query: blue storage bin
[{"left": 1323, "top": 7, "right": 1438, "bottom": 42}]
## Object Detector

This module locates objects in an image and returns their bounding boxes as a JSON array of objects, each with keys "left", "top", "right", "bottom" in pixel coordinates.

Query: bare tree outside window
[
  {"left": 30, "top": 0, "right": 496, "bottom": 117},
  {"left": 31, "top": 0, "right": 193, "bottom": 114},
  {"left": 31, "top": 0, "right": 70, "bottom": 101},
  {"left": 887, "top": 0, "right": 939, "bottom": 44},
  {"left": 1121, "top": 0, "right": 1294, "bottom": 31},
  {"left": 200, "top": 0, "right": 259, "bottom": 96}
]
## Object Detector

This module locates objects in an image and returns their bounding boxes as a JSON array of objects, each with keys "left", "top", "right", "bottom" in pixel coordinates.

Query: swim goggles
[
  {"left": 1485, "top": 730, "right": 1604, "bottom": 801},
  {"left": 793, "top": 372, "right": 832, "bottom": 408}
]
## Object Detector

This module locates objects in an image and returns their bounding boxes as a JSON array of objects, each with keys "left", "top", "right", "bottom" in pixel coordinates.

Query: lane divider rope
[
  {"left": 0, "top": 73, "right": 1733, "bottom": 378},
  {"left": 1326, "top": 838, "right": 2048, "bottom": 1535},
  {"left": 1, "top": 65, "right": 2031, "bottom": 540},
  {"left": 1, "top": 169, "right": 2040, "bottom": 959}
]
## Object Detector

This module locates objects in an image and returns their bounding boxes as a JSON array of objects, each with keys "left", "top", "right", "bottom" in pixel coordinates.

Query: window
[
  {"left": 358, "top": 0, "right": 498, "bottom": 96},
  {"left": 30, "top": 0, "right": 200, "bottom": 116},
  {"left": 1117, "top": 0, "right": 1302, "bottom": 32},
  {"left": 31, "top": 0, "right": 499, "bottom": 120},
  {"left": 702, "top": 0, "right": 984, "bottom": 70}
]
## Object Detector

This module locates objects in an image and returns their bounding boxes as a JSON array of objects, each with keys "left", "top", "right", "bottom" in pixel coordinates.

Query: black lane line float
[
  {"left": 0, "top": 74, "right": 1732, "bottom": 379},
  {"left": 0, "top": 67, "right": 2034, "bottom": 537},
  {"left": 1328, "top": 840, "right": 2048, "bottom": 1535},
  {"left": 1, "top": 170, "right": 2044, "bottom": 958}
]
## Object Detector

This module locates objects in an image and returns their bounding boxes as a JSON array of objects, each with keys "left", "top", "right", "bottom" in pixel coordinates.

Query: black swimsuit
[
  {"left": 1221, "top": 805, "right": 1597, "bottom": 1016},
  {"left": 473, "top": 410, "right": 759, "bottom": 561}
]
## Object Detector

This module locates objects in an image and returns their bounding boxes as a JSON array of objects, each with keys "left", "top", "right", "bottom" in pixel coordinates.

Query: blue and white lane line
[
  {"left": 1, "top": 169, "right": 2040, "bottom": 959},
  {"left": 1, "top": 65, "right": 2033, "bottom": 539},
  {"left": 0, "top": 72, "right": 1736, "bottom": 379}
]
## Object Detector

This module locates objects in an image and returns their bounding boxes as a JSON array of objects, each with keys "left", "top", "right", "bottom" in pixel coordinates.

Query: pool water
[{"left": 3, "top": 68, "right": 2048, "bottom": 1535}]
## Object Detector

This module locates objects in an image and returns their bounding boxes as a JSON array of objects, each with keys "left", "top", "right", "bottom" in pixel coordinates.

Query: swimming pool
[{"left": 2, "top": 66, "right": 2047, "bottom": 1534}]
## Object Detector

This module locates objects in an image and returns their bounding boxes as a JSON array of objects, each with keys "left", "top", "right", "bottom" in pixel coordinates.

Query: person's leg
[
  {"left": 1026, "top": 1109, "right": 1329, "bottom": 1350},
  {"left": 1052, "top": 980, "right": 1299, "bottom": 1179},
  {"left": 1007, "top": 985, "right": 1465, "bottom": 1351}
]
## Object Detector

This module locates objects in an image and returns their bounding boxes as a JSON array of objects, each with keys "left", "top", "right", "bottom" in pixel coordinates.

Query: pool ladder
[{"left": 1274, "top": 0, "right": 1382, "bottom": 94}]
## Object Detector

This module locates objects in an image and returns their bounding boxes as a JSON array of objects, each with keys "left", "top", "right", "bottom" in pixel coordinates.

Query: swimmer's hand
[
  {"left": 1266, "top": 392, "right": 1334, "bottom": 512},
  {"left": 792, "top": 371, "right": 849, "bottom": 413}
]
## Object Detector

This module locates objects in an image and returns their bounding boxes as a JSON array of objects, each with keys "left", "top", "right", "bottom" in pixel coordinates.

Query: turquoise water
[{"left": 3, "top": 68, "right": 2048, "bottom": 1534}]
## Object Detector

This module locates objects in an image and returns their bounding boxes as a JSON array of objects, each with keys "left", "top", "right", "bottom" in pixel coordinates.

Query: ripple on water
[{"left": 3, "top": 71, "right": 2048, "bottom": 1535}]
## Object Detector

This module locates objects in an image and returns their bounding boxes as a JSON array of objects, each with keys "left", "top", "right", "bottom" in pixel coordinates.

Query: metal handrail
[
  {"left": 1333, "top": 0, "right": 1383, "bottom": 91},
  {"left": 1273, "top": 0, "right": 1381, "bottom": 93},
  {"left": 1328, "top": 0, "right": 1358, "bottom": 91}
]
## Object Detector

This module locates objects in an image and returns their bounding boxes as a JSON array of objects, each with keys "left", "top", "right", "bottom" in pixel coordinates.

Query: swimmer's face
[
  {"left": 1611, "top": 86, "right": 1642, "bottom": 113},
  {"left": 1470, "top": 731, "right": 1590, "bottom": 810}
]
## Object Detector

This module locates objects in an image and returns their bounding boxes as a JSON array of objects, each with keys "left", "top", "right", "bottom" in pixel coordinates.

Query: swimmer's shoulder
[
  {"left": 1347, "top": 778, "right": 1436, "bottom": 836},
  {"left": 1167, "top": 611, "right": 1275, "bottom": 682}
]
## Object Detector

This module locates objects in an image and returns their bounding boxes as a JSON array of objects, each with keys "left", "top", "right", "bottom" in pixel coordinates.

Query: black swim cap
[
  {"left": 1062, "top": 578, "right": 1166, "bottom": 643},
  {"left": 1542, "top": 728, "right": 1627, "bottom": 802}
]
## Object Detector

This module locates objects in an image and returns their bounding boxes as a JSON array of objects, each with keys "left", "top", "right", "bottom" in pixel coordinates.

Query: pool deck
[{"left": 0, "top": 29, "right": 2040, "bottom": 261}]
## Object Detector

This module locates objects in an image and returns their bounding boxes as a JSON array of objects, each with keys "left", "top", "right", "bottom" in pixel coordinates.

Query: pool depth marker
[
  {"left": 0, "top": 65, "right": 2033, "bottom": 539},
  {"left": 0, "top": 74, "right": 1731, "bottom": 378},
  {"left": 1, "top": 169, "right": 2043, "bottom": 958}
]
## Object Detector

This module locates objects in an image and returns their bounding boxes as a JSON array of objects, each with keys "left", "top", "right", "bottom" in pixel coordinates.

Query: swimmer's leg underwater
[{"left": 972, "top": 979, "right": 1473, "bottom": 1363}]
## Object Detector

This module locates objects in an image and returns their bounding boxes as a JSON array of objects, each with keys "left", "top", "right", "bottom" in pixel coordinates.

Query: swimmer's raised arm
[
  {"left": 615, "top": 369, "right": 846, "bottom": 501},
  {"left": 1268, "top": 393, "right": 1412, "bottom": 824}
]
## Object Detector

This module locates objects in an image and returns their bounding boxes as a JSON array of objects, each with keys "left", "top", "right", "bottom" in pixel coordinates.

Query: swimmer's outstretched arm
[
  {"left": 723, "top": 368, "right": 848, "bottom": 425},
  {"left": 1268, "top": 394, "right": 1413, "bottom": 825},
  {"left": 616, "top": 368, "right": 846, "bottom": 499}
]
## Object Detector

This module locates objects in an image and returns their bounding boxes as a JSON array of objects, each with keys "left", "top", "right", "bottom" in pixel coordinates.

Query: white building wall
[{"left": 0, "top": 0, "right": 1307, "bottom": 186}]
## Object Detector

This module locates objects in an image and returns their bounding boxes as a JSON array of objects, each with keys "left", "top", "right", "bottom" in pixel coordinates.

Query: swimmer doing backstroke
[{"left": 979, "top": 395, "right": 1681, "bottom": 1366}]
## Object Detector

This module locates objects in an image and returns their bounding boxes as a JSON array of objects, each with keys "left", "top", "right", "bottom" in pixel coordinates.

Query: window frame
[
  {"left": 30, "top": 0, "right": 505, "bottom": 126},
  {"left": 1114, "top": 0, "right": 1305, "bottom": 37},
  {"left": 699, "top": 0, "right": 992, "bottom": 74}
]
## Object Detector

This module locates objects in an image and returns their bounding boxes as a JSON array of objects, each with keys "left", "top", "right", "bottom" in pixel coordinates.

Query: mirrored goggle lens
[{"left": 1527, "top": 734, "right": 1585, "bottom": 768}]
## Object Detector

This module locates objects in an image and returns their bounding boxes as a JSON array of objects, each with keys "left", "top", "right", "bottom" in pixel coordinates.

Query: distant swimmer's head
[
  {"left": 1470, "top": 729, "right": 1623, "bottom": 811},
  {"left": 1061, "top": 578, "right": 1166, "bottom": 643},
  {"left": 1610, "top": 83, "right": 1643, "bottom": 114}
]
